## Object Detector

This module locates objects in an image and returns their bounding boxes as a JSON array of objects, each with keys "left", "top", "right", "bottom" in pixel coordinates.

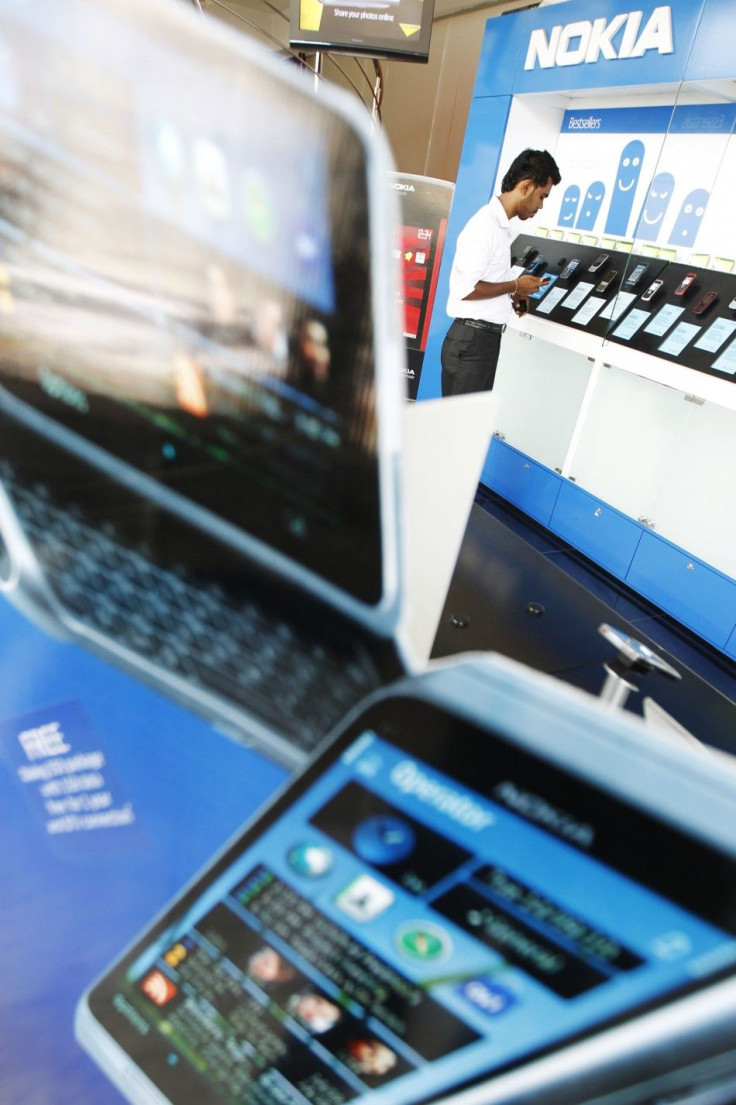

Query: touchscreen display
[
  {"left": 82, "top": 697, "right": 736, "bottom": 1105},
  {"left": 0, "top": 0, "right": 383, "bottom": 603}
]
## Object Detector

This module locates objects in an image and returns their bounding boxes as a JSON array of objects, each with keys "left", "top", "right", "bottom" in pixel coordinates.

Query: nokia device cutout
[{"left": 76, "top": 657, "right": 736, "bottom": 1105}]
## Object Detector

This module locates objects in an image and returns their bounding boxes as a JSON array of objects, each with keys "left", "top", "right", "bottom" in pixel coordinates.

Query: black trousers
[{"left": 440, "top": 319, "right": 502, "bottom": 397}]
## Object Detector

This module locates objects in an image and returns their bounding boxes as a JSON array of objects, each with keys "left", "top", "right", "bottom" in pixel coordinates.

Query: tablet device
[
  {"left": 76, "top": 656, "right": 736, "bottom": 1105},
  {"left": 0, "top": 0, "right": 409, "bottom": 767}
]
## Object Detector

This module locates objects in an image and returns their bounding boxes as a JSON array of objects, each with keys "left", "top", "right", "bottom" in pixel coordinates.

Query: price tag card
[
  {"left": 658, "top": 321, "right": 700, "bottom": 357},
  {"left": 572, "top": 296, "right": 606, "bottom": 326},
  {"left": 644, "top": 304, "right": 685, "bottom": 337},
  {"left": 560, "top": 281, "right": 595, "bottom": 311},
  {"left": 694, "top": 317, "right": 736, "bottom": 354},
  {"left": 612, "top": 308, "right": 650, "bottom": 341}
]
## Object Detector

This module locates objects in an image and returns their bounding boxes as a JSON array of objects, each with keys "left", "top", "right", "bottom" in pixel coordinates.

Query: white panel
[
  {"left": 492, "top": 328, "right": 592, "bottom": 471},
  {"left": 568, "top": 366, "right": 691, "bottom": 520},
  {"left": 649, "top": 401, "right": 736, "bottom": 578}
]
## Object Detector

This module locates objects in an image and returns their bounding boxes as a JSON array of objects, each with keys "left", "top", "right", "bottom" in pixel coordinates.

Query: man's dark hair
[{"left": 501, "top": 148, "right": 561, "bottom": 192}]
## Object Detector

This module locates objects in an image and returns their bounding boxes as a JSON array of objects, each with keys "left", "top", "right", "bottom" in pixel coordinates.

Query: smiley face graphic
[
  {"left": 635, "top": 171, "right": 675, "bottom": 242},
  {"left": 605, "top": 139, "right": 645, "bottom": 236},
  {"left": 576, "top": 181, "right": 605, "bottom": 231},
  {"left": 557, "top": 185, "right": 580, "bottom": 229},
  {"left": 668, "top": 188, "right": 709, "bottom": 247}
]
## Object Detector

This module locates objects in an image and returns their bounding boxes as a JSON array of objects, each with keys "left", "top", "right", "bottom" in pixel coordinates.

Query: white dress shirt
[{"left": 445, "top": 196, "right": 514, "bottom": 325}]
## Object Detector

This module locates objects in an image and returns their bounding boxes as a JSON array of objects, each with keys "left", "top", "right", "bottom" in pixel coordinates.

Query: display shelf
[
  {"left": 418, "top": 0, "right": 736, "bottom": 660},
  {"left": 511, "top": 311, "right": 736, "bottom": 411}
]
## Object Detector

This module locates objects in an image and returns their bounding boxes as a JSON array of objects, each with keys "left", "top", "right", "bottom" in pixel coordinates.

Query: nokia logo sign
[
  {"left": 524, "top": 7, "right": 674, "bottom": 70},
  {"left": 391, "top": 182, "right": 416, "bottom": 192}
]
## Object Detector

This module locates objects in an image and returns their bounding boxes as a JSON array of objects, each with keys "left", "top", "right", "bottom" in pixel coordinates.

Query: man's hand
[{"left": 517, "top": 272, "right": 549, "bottom": 297}]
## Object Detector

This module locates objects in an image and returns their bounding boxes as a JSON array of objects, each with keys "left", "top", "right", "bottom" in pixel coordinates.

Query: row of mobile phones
[{"left": 558, "top": 253, "right": 736, "bottom": 314}]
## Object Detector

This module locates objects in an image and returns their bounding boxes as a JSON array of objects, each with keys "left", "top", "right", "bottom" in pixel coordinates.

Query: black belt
[{"left": 456, "top": 318, "right": 506, "bottom": 334}]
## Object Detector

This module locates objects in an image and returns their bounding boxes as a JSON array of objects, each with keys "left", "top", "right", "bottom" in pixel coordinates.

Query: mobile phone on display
[
  {"left": 692, "top": 290, "right": 718, "bottom": 315},
  {"left": 76, "top": 658, "right": 736, "bottom": 1105},
  {"left": 674, "top": 272, "right": 698, "bottom": 296},
  {"left": 588, "top": 252, "right": 609, "bottom": 273},
  {"left": 595, "top": 268, "right": 618, "bottom": 294},
  {"left": 526, "top": 256, "right": 547, "bottom": 276},
  {"left": 624, "top": 263, "right": 649, "bottom": 288},
  {"left": 641, "top": 277, "right": 664, "bottom": 303},
  {"left": 518, "top": 243, "right": 538, "bottom": 266},
  {"left": 559, "top": 258, "right": 581, "bottom": 281}
]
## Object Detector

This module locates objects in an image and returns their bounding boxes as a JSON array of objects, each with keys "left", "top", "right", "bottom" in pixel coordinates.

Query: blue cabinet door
[
  {"left": 550, "top": 482, "right": 643, "bottom": 582},
  {"left": 627, "top": 532, "right": 736, "bottom": 649},
  {"left": 482, "top": 440, "right": 561, "bottom": 526}
]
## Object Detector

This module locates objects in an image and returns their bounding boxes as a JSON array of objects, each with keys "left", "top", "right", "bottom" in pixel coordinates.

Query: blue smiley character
[
  {"left": 605, "top": 139, "right": 645, "bottom": 236},
  {"left": 668, "top": 188, "right": 709, "bottom": 247},
  {"left": 575, "top": 181, "right": 606, "bottom": 231},
  {"left": 557, "top": 185, "right": 580, "bottom": 230},
  {"left": 634, "top": 171, "right": 675, "bottom": 242}
]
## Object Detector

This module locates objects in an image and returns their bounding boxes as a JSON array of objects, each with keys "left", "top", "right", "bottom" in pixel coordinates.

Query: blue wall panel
[
  {"left": 550, "top": 481, "right": 643, "bottom": 582},
  {"left": 627, "top": 532, "right": 736, "bottom": 649},
  {"left": 483, "top": 439, "right": 561, "bottom": 526}
]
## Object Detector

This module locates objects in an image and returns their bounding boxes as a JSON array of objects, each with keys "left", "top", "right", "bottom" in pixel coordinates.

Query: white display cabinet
[{"left": 421, "top": 0, "right": 736, "bottom": 656}]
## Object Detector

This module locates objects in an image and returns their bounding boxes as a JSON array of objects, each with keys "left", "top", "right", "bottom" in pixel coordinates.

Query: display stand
[
  {"left": 418, "top": 0, "right": 736, "bottom": 659},
  {"left": 402, "top": 391, "right": 495, "bottom": 663}
]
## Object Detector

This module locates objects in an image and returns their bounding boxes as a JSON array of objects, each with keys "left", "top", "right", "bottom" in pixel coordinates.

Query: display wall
[{"left": 419, "top": 0, "right": 736, "bottom": 657}]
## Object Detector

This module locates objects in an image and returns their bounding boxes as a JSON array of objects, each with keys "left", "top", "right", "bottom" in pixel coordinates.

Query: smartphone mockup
[
  {"left": 76, "top": 657, "right": 736, "bottom": 1105},
  {"left": 588, "top": 252, "right": 609, "bottom": 274},
  {"left": 595, "top": 268, "right": 618, "bottom": 294},
  {"left": 674, "top": 272, "right": 698, "bottom": 296},
  {"left": 641, "top": 277, "right": 664, "bottom": 303}
]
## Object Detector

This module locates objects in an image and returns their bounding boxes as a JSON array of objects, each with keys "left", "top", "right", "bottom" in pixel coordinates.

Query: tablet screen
[
  {"left": 0, "top": 0, "right": 386, "bottom": 604},
  {"left": 81, "top": 695, "right": 736, "bottom": 1105}
]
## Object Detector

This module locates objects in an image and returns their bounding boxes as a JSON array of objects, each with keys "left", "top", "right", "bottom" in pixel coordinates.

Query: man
[{"left": 441, "top": 148, "right": 561, "bottom": 397}]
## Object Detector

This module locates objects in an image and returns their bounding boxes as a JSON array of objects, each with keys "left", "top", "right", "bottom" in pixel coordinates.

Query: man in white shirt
[{"left": 441, "top": 148, "right": 561, "bottom": 397}]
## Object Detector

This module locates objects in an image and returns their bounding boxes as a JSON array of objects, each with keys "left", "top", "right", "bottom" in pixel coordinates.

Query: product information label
[
  {"left": 612, "top": 308, "right": 650, "bottom": 341},
  {"left": 535, "top": 285, "right": 568, "bottom": 315},
  {"left": 572, "top": 295, "right": 606, "bottom": 326},
  {"left": 694, "top": 317, "right": 736, "bottom": 354},
  {"left": 644, "top": 304, "right": 685, "bottom": 337},
  {"left": 560, "top": 282, "right": 595, "bottom": 311},
  {"left": 658, "top": 321, "right": 701, "bottom": 357},
  {"left": 599, "top": 290, "right": 637, "bottom": 322},
  {"left": 712, "top": 338, "right": 736, "bottom": 375}
]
